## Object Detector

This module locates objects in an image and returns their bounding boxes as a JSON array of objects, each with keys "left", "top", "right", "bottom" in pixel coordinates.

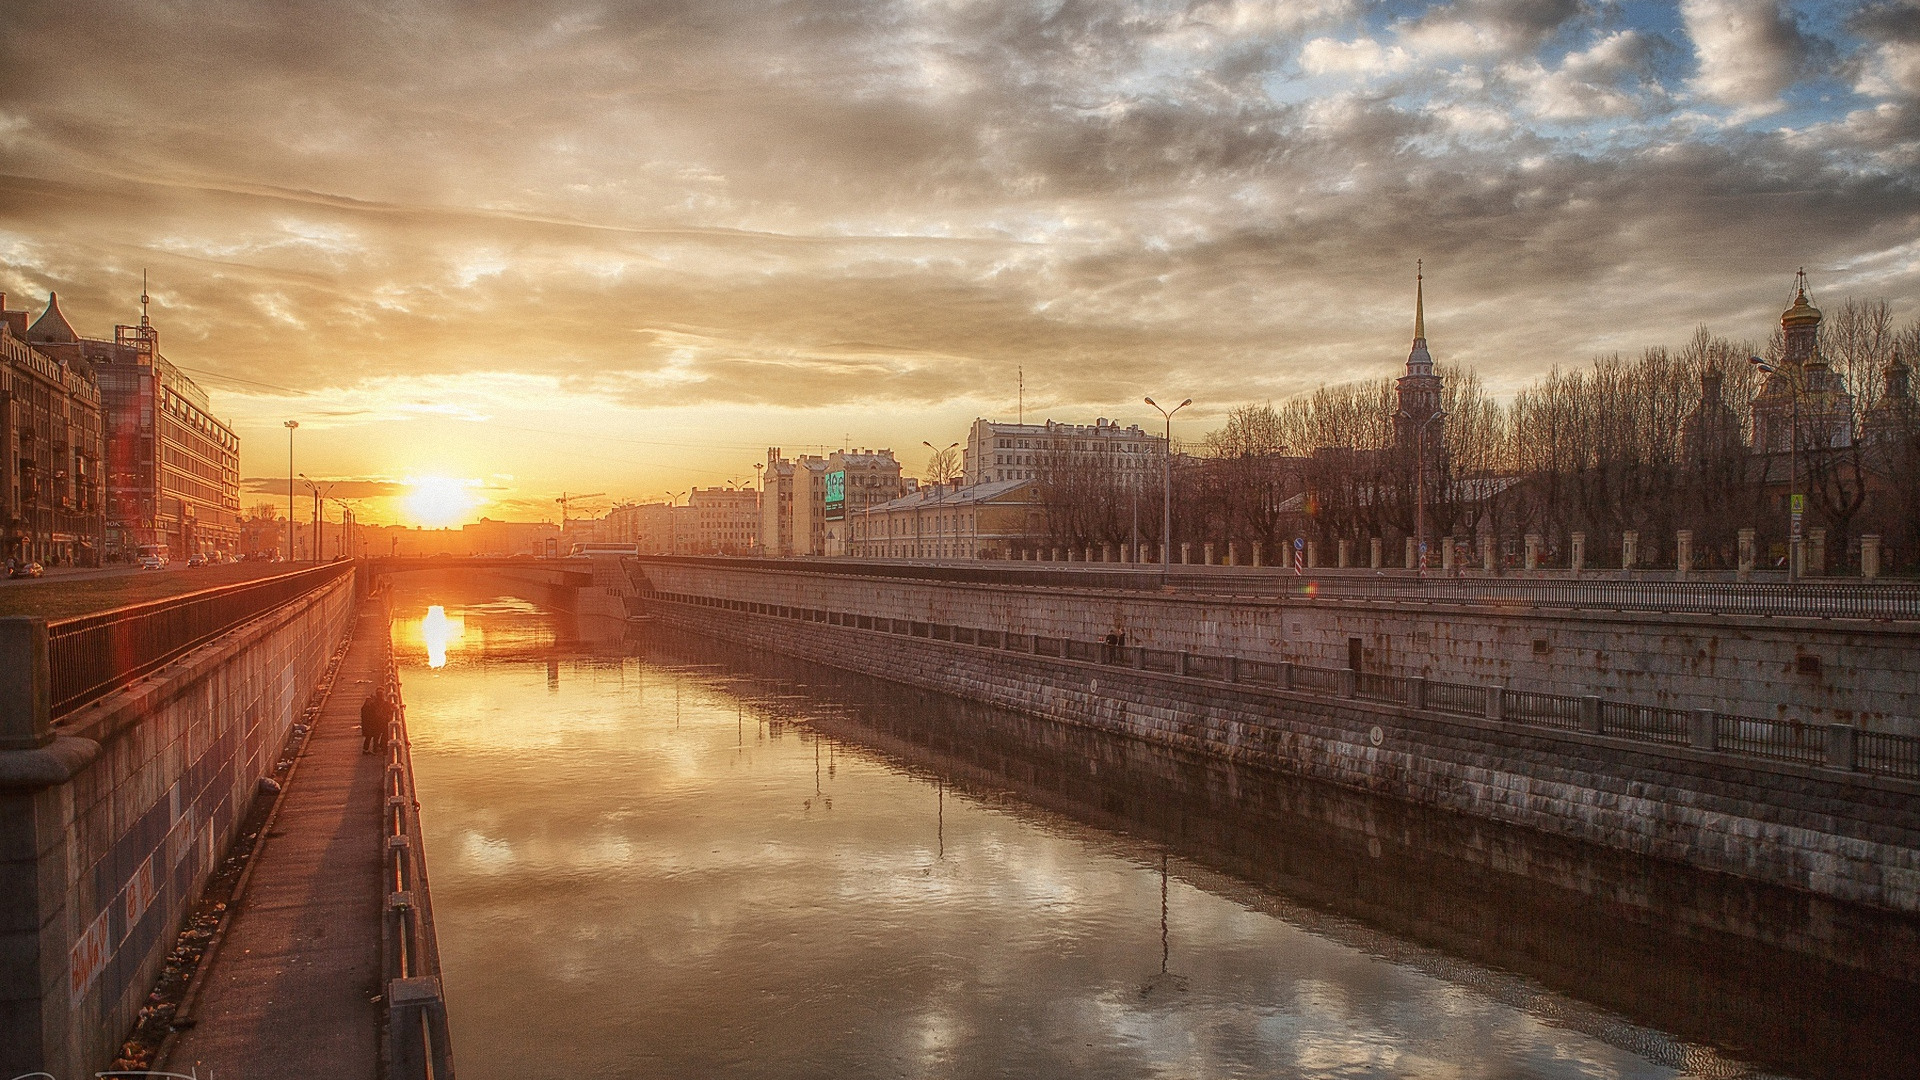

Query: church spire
[{"left": 1413, "top": 259, "right": 1425, "bottom": 343}]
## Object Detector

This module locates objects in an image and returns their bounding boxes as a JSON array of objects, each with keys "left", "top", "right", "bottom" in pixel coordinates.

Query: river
[{"left": 390, "top": 584, "right": 1917, "bottom": 1079}]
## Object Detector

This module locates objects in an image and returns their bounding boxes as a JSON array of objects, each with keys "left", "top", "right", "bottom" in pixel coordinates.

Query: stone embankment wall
[
  {"left": 637, "top": 560, "right": 1920, "bottom": 733},
  {"left": 0, "top": 574, "right": 357, "bottom": 1079},
  {"left": 639, "top": 575, "right": 1920, "bottom": 920}
]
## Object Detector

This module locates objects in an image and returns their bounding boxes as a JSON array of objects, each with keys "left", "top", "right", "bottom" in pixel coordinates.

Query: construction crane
[{"left": 555, "top": 491, "right": 606, "bottom": 531}]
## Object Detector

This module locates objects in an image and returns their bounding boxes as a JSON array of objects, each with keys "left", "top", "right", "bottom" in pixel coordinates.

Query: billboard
[{"left": 823, "top": 469, "right": 846, "bottom": 521}]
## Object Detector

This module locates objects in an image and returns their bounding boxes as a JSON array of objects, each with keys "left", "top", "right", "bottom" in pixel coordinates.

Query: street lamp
[
  {"left": 924, "top": 440, "right": 958, "bottom": 560},
  {"left": 1396, "top": 408, "right": 1445, "bottom": 575},
  {"left": 1749, "top": 355, "right": 1802, "bottom": 580},
  {"left": 283, "top": 421, "right": 298, "bottom": 561},
  {"left": 664, "top": 490, "right": 688, "bottom": 555},
  {"left": 1144, "top": 396, "right": 1191, "bottom": 569},
  {"left": 298, "top": 474, "right": 334, "bottom": 561}
]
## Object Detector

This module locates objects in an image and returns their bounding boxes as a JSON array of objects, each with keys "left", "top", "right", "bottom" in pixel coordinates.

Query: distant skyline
[{"left": 3, "top": 0, "right": 1917, "bottom": 526}]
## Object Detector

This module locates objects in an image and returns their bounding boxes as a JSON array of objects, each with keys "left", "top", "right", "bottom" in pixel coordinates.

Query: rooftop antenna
[
  {"left": 1018, "top": 367, "right": 1024, "bottom": 426},
  {"left": 139, "top": 269, "right": 150, "bottom": 329}
]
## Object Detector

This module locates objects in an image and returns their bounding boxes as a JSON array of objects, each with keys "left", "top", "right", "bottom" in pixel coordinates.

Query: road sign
[
  {"left": 1294, "top": 537, "right": 1305, "bottom": 550},
  {"left": 1790, "top": 493, "right": 1805, "bottom": 514}
]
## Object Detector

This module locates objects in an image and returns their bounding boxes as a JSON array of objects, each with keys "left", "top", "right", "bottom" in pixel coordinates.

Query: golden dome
[{"left": 1782, "top": 284, "right": 1821, "bottom": 327}]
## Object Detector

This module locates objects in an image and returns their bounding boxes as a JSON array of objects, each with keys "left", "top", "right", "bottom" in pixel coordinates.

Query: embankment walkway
[{"left": 160, "top": 606, "right": 392, "bottom": 1078}]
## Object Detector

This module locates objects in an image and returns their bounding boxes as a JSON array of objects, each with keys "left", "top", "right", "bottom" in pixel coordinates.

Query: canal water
[{"left": 391, "top": 585, "right": 1917, "bottom": 1080}]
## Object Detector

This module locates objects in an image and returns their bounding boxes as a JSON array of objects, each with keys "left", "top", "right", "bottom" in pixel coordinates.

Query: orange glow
[{"left": 404, "top": 476, "right": 481, "bottom": 527}]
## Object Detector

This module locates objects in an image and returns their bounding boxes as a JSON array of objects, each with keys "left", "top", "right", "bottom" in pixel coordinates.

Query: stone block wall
[
  {"left": 0, "top": 574, "right": 357, "bottom": 1079},
  {"left": 636, "top": 560, "right": 1920, "bottom": 733},
  {"left": 646, "top": 594, "right": 1920, "bottom": 922}
]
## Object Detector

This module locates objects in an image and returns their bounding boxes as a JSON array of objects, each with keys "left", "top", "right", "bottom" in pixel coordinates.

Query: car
[
  {"left": 186, "top": 554, "right": 207, "bottom": 568},
  {"left": 7, "top": 561, "right": 42, "bottom": 579},
  {"left": 138, "top": 555, "right": 166, "bottom": 570}
]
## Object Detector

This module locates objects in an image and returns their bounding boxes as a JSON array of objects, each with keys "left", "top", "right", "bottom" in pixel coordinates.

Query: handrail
[
  {"left": 647, "top": 588, "right": 1920, "bottom": 784},
  {"left": 632, "top": 555, "right": 1920, "bottom": 622},
  {"left": 380, "top": 630, "right": 455, "bottom": 1080},
  {"left": 47, "top": 563, "right": 357, "bottom": 718}
]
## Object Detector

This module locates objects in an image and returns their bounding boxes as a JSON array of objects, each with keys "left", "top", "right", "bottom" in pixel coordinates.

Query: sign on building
[{"left": 824, "top": 469, "right": 846, "bottom": 521}]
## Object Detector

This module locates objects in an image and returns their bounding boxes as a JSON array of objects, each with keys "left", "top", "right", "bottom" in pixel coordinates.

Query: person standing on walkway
[
  {"left": 360, "top": 693, "right": 383, "bottom": 754},
  {"left": 374, "top": 690, "right": 396, "bottom": 755}
]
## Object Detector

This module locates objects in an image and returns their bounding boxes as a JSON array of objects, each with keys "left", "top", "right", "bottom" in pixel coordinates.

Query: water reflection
[
  {"left": 417, "top": 605, "right": 464, "bottom": 668},
  {"left": 391, "top": 591, "right": 1918, "bottom": 1080}
]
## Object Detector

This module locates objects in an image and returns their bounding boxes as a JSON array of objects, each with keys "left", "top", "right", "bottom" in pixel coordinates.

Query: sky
[{"left": 2, "top": 0, "right": 1918, "bottom": 526}]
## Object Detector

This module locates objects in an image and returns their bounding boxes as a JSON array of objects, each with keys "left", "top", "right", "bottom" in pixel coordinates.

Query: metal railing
[
  {"left": 634, "top": 555, "right": 1920, "bottom": 621},
  {"left": 645, "top": 588, "right": 1920, "bottom": 784},
  {"left": 383, "top": 649, "right": 455, "bottom": 1080},
  {"left": 47, "top": 564, "right": 356, "bottom": 718}
]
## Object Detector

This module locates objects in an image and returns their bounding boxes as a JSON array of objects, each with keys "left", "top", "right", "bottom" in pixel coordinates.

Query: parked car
[
  {"left": 138, "top": 555, "right": 166, "bottom": 570},
  {"left": 7, "top": 561, "right": 42, "bottom": 579},
  {"left": 186, "top": 554, "right": 207, "bottom": 568}
]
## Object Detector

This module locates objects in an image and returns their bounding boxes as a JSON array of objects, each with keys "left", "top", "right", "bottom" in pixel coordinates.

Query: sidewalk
[{"left": 162, "top": 606, "right": 391, "bottom": 1079}]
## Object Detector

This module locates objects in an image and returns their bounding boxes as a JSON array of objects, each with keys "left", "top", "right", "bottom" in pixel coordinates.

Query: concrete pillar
[
  {"left": 1404, "top": 536, "right": 1416, "bottom": 569},
  {"left": 1252, "top": 542, "right": 1263, "bottom": 568},
  {"left": 1340, "top": 669, "right": 1357, "bottom": 698},
  {"left": 1621, "top": 530, "right": 1638, "bottom": 572},
  {"left": 1675, "top": 530, "right": 1693, "bottom": 578},
  {"left": 1689, "top": 708, "right": 1717, "bottom": 751},
  {"left": 1370, "top": 537, "right": 1382, "bottom": 569},
  {"left": 1160, "top": 542, "right": 1170, "bottom": 565},
  {"left": 1862, "top": 534, "right": 1882, "bottom": 579},
  {"left": 1485, "top": 685, "right": 1505, "bottom": 721},
  {"left": 1827, "top": 724, "right": 1858, "bottom": 771},
  {"left": 1277, "top": 661, "right": 1294, "bottom": 690},
  {"left": 0, "top": 616, "right": 52, "bottom": 750},
  {"left": 1737, "top": 528, "right": 1755, "bottom": 580},
  {"left": 1580, "top": 695, "right": 1603, "bottom": 734},
  {"left": 1808, "top": 528, "right": 1827, "bottom": 577},
  {"left": 1102, "top": 543, "right": 1113, "bottom": 563},
  {"left": 1481, "top": 535, "right": 1495, "bottom": 573},
  {"left": 1338, "top": 538, "right": 1351, "bottom": 568},
  {"left": 1180, "top": 542, "right": 1192, "bottom": 565},
  {"left": 1306, "top": 540, "right": 1318, "bottom": 569},
  {"left": 1406, "top": 677, "right": 1426, "bottom": 710},
  {"left": 1226, "top": 542, "right": 1238, "bottom": 567},
  {"left": 1441, "top": 538, "right": 1455, "bottom": 572},
  {"left": 1791, "top": 536, "right": 1805, "bottom": 579},
  {"left": 1524, "top": 533, "right": 1540, "bottom": 571},
  {"left": 1569, "top": 532, "right": 1585, "bottom": 575},
  {"left": 1203, "top": 542, "right": 1215, "bottom": 565}
]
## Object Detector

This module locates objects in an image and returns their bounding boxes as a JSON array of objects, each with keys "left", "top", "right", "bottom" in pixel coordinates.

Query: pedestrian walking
[
  {"left": 360, "top": 693, "right": 383, "bottom": 754},
  {"left": 374, "top": 691, "right": 396, "bottom": 754}
]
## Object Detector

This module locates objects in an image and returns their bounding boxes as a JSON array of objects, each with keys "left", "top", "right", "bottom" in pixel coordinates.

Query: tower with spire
[
  {"left": 1751, "top": 270, "right": 1855, "bottom": 454},
  {"left": 1393, "top": 262, "right": 1445, "bottom": 456}
]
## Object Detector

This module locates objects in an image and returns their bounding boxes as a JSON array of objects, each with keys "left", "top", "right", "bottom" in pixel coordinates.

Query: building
[
  {"left": 1752, "top": 274, "right": 1855, "bottom": 454},
  {"left": 0, "top": 294, "right": 105, "bottom": 565},
  {"left": 848, "top": 478, "right": 1043, "bottom": 559},
  {"left": 963, "top": 417, "right": 1160, "bottom": 486},
  {"left": 24, "top": 290, "right": 240, "bottom": 561},
  {"left": 461, "top": 517, "right": 560, "bottom": 556},
  {"left": 605, "top": 501, "right": 676, "bottom": 553},
  {"left": 762, "top": 447, "right": 909, "bottom": 555},
  {"left": 687, "top": 486, "right": 760, "bottom": 554},
  {"left": 1393, "top": 269, "right": 1445, "bottom": 466}
]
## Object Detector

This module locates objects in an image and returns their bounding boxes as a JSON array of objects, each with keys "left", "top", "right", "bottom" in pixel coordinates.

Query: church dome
[{"left": 1781, "top": 285, "right": 1821, "bottom": 327}]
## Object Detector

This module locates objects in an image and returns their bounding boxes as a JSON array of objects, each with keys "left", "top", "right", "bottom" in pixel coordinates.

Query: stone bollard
[
  {"left": 1485, "top": 685, "right": 1505, "bottom": 721},
  {"left": 1180, "top": 542, "right": 1192, "bottom": 565},
  {"left": 1160, "top": 542, "right": 1170, "bottom": 565},
  {"left": 1277, "top": 661, "right": 1294, "bottom": 690},
  {"left": 1524, "top": 533, "right": 1540, "bottom": 571},
  {"left": 1338, "top": 538, "right": 1351, "bottom": 568},
  {"left": 1340, "top": 668, "right": 1357, "bottom": 698},
  {"left": 1176, "top": 652, "right": 1191, "bottom": 676},
  {"left": 1103, "top": 543, "right": 1113, "bottom": 563},
  {"left": 1827, "top": 724, "right": 1858, "bottom": 771},
  {"left": 0, "top": 617, "right": 52, "bottom": 750},
  {"left": 1863, "top": 534, "right": 1882, "bottom": 579},
  {"left": 1622, "top": 530, "right": 1638, "bottom": 573},
  {"left": 1226, "top": 542, "right": 1238, "bottom": 567},
  {"left": 1252, "top": 542, "right": 1263, "bottom": 568},
  {"left": 1306, "top": 540, "right": 1318, "bottom": 569},
  {"left": 1441, "top": 538, "right": 1454, "bottom": 572},
  {"left": 1689, "top": 708, "right": 1717, "bottom": 751},
  {"left": 1405, "top": 536, "right": 1417, "bottom": 569},
  {"left": 1737, "top": 528, "right": 1755, "bottom": 580},
  {"left": 1204, "top": 542, "right": 1215, "bottom": 565},
  {"left": 1370, "top": 537, "right": 1383, "bottom": 569},
  {"left": 1406, "top": 677, "right": 1427, "bottom": 710},
  {"left": 1570, "top": 532, "right": 1585, "bottom": 575},
  {"left": 1809, "top": 528, "right": 1827, "bottom": 577},
  {"left": 1226, "top": 656, "right": 1240, "bottom": 683},
  {"left": 1676, "top": 530, "right": 1693, "bottom": 579},
  {"left": 1481, "top": 535, "right": 1496, "bottom": 573},
  {"left": 1580, "top": 695, "right": 1603, "bottom": 734}
]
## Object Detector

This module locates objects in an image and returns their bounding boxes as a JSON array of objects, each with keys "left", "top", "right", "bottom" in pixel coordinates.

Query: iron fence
[
  {"left": 1717, "top": 715, "right": 1828, "bottom": 767},
  {"left": 1601, "top": 701, "right": 1693, "bottom": 746},
  {"left": 47, "top": 563, "right": 355, "bottom": 719},
  {"left": 1859, "top": 731, "right": 1920, "bottom": 781},
  {"left": 1426, "top": 680, "right": 1488, "bottom": 717}
]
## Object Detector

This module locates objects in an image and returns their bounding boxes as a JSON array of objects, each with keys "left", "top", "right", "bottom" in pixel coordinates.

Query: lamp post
[
  {"left": 1144, "top": 396, "right": 1191, "bottom": 569},
  {"left": 299, "top": 474, "right": 334, "bottom": 561},
  {"left": 1396, "top": 408, "right": 1445, "bottom": 575},
  {"left": 923, "top": 440, "right": 958, "bottom": 560},
  {"left": 283, "top": 420, "right": 298, "bottom": 561},
  {"left": 664, "top": 489, "right": 688, "bottom": 555},
  {"left": 1750, "top": 355, "right": 1802, "bottom": 580}
]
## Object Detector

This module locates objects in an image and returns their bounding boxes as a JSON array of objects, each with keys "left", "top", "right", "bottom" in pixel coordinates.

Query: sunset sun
[{"left": 402, "top": 475, "right": 478, "bottom": 527}]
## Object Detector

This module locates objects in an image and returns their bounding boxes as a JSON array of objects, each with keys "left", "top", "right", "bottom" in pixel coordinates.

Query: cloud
[{"left": 1679, "top": 0, "right": 1811, "bottom": 116}]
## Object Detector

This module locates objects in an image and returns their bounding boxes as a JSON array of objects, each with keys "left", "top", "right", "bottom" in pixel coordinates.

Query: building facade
[
  {"left": 0, "top": 294, "right": 105, "bottom": 565},
  {"left": 848, "top": 478, "right": 1042, "bottom": 559},
  {"left": 688, "top": 486, "right": 760, "bottom": 554},
  {"left": 963, "top": 417, "right": 1159, "bottom": 487},
  {"left": 25, "top": 292, "right": 240, "bottom": 560},
  {"left": 762, "top": 447, "right": 909, "bottom": 555}
]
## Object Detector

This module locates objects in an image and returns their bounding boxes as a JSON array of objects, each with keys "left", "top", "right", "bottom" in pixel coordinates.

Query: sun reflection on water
[{"left": 417, "top": 605, "right": 466, "bottom": 668}]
